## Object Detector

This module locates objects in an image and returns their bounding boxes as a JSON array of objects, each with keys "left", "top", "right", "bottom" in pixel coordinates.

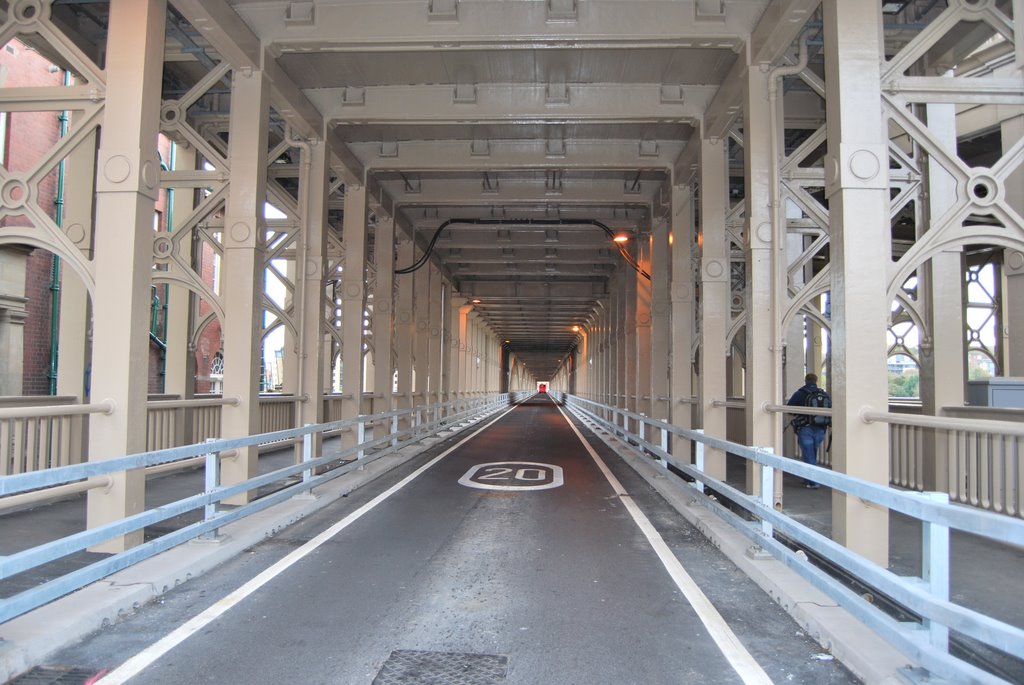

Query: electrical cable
[{"left": 393, "top": 218, "right": 651, "bottom": 280}]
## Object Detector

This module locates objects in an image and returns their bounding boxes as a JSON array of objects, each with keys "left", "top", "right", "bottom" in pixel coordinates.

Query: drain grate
[
  {"left": 372, "top": 650, "right": 508, "bottom": 685},
  {"left": 6, "top": 666, "right": 106, "bottom": 685}
]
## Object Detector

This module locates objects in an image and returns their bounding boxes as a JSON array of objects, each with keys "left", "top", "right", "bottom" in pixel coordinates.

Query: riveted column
[
  {"left": 395, "top": 238, "right": 415, "bottom": 426},
  {"left": 457, "top": 302, "right": 472, "bottom": 398},
  {"left": 635, "top": 234, "right": 652, "bottom": 422},
  {"left": 1002, "top": 113, "right": 1024, "bottom": 375},
  {"left": 745, "top": 61, "right": 783, "bottom": 499},
  {"left": 162, "top": 144, "right": 196, "bottom": 405},
  {"left": 427, "top": 267, "right": 444, "bottom": 404},
  {"left": 614, "top": 273, "right": 626, "bottom": 409},
  {"left": 296, "top": 139, "right": 330, "bottom": 451},
  {"left": 373, "top": 215, "right": 395, "bottom": 415},
  {"left": 219, "top": 67, "right": 270, "bottom": 505},
  {"left": 57, "top": 124, "right": 98, "bottom": 445},
  {"left": 919, "top": 102, "right": 964, "bottom": 491},
  {"left": 413, "top": 257, "right": 430, "bottom": 405},
  {"left": 699, "top": 136, "right": 729, "bottom": 481},
  {"left": 650, "top": 216, "right": 670, "bottom": 426},
  {"left": 823, "top": 0, "right": 890, "bottom": 565},
  {"left": 447, "top": 293, "right": 464, "bottom": 401},
  {"left": 624, "top": 265, "right": 638, "bottom": 418},
  {"left": 341, "top": 183, "right": 368, "bottom": 445},
  {"left": 670, "top": 184, "right": 695, "bottom": 457},
  {"left": 86, "top": 0, "right": 166, "bottom": 551}
]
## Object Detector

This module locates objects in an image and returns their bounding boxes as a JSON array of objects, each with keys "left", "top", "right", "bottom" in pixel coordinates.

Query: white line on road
[
  {"left": 555, "top": 404, "right": 774, "bottom": 685},
  {"left": 95, "top": 405, "right": 519, "bottom": 685}
]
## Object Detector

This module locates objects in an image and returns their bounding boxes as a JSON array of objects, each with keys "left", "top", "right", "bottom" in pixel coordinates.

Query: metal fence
[
  {"left": 0, "top": 392, "right": 530, "bottom": 624},
  {"left": 555, "top": 392, "right": 1024, "bottom": 685}
]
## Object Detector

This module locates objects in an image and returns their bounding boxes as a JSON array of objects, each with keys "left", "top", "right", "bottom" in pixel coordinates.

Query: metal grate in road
[
  {"left": 372, "top": 650, "right": 508, "bottom": 684},
  {"left": 6, "top": 666, "right": 105, "bottom": 685}
]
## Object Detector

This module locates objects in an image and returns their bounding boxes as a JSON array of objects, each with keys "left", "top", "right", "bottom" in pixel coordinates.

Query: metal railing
[
  {"left": 0, "top": 399, "right": 113, "bottom": 475},
  {"left": 554, "top": 392, "right": 1024, "bottom": 685},
  {"left": 0, "top": 392, "right": 527, "bottom": 624}
]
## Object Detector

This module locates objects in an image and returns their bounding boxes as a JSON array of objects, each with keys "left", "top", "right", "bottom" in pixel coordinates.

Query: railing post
[
  {"left": 760, "top": 447, "right": 774, "bottom": 538},
  {"left": 202, "top": 438, "right": 220, "bottom": 540},
  {"left": 302, "top": 424, "right": 313, "bottom": 485},
  {"left": 659, "top": 424, "right": 669, "bottom": 469},
  {"left": 356, "top": 419, "right": 365, "bottom": 460},
  {"left": 693, "top": 429, "right": 705, "bottom": 493},
  {"left": 391, "top": 414, "right": 399, "bottom": 447},
  {"left": 922, "top": 491, "right": 950, "bottom": 651}
]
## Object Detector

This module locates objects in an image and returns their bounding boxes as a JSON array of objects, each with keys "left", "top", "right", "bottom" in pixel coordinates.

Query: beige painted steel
[
  {"left": 427, "top": 265, "right": 444, "bottom": 403},
  {"left": 218, "top": 68, "right": 270, "bottom": 506},
  {"left": 395, "top": 238, "right": 416, "bottom": 424},
  {"left": 699, "top": 136, "right": 729, "bottom": 481},
  {"left": 919, "top": 103, "right": 964, "bottom": 492},
  {"left": 372, "top": 215, "right": 396, "bottom": 415},
  {"left": 296, "top": 139, "right": 331, "bottom": 454},
  {"left": 163, "top": 144, "right": 197, "bottom": 409},
  {"left": 341, "top": 184, "right": 368, "bottom": 447},
  {"left": 743, "top": 60, "right": 781, "bottom": 501},
  {"left": 1003, "top": 113, "right": 1024, "bottom": 376},
  {"left": 670, "top": 184, "right": 695, "bottom": 458},
  {"left": 650, "top": 217, "right": 671, "bottom": 428},
  {"left": 822, "top": 0, "right": 891, "bottom": 566},
  {"left": 86, "top": 0, "right": 166, "bottom": 552},
  {"left": 0, "top": 248, "right": 28, "bottom": 395}
]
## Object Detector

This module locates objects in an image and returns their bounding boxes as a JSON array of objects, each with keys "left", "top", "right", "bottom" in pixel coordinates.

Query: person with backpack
[{"left": 786, "top": 373, "right": 831, "bottom": 489}]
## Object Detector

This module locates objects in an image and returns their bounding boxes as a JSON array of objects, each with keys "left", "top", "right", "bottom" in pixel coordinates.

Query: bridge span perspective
[{"left": 0, "top": 1, "right": 1023, "bottom": 684}]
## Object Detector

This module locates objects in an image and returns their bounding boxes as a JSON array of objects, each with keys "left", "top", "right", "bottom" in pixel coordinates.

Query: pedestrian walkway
[{"left": 1, "top": 397, "right": 1021, "bottom": 684}]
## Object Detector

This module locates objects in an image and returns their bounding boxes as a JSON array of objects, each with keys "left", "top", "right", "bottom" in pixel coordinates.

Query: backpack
[{"left": 804, "top": 387, "right": 832, "bottom": 427}]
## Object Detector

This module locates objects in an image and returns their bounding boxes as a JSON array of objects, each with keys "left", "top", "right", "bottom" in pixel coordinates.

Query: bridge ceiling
[
  {"left": 227, "top": 0, "right": 780, "bottom": 380},
  {"left": 47, "top": 0, "right": 832, "bottom": 380}
]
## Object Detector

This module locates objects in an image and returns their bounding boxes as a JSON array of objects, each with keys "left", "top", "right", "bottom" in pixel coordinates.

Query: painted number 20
[{"left": 477, "top": 467, "right": 547, "bottom": 482}]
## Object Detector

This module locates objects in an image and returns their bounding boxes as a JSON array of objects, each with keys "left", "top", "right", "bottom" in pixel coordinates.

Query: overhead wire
[{"left": 393, "top": 218, "right": 651, "bottom": 280}]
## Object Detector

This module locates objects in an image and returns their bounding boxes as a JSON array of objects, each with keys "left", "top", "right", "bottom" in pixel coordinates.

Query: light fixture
[
  {"left": 572, "top": 325, "right": 579, "bottom": 332},
  {"left": 472, "top": 298, "right": 481, "bottom": 304},
  {"left": 613, "top": 233, "right": 629, "bottom": 243}
]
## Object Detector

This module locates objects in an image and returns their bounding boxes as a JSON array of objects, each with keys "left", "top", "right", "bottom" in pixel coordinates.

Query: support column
[
  {"left": 86, "top": 0, "right": 165, "bottom": 551},
  {"left": 220, "top": 67, "right": 270, "bottom": 504},
  {"left": 1002, "top": 114, "right": 1024, "bottom": 375},
  {"left": 670, "top": 184, "right": 695, "bottom": 457},
  {"left": 823, "top": 0, "right": 890, "bottom": 565},
  {"left": 341, "top": 183, "right": 368, "bottom": 444},
  {"left": 57, "top": 126, "right": 98, "bottom": 458},
  {"left": 295, "top": 139, "right": 330, "bottom": 451},
  {"left": 372, "top": 215, "right": 395, "bottom": 415},
  {"left": 745, "top": 61, "right": 783, "bottom": 498},
  {"left": 635, "top": 235, "right": 653, "bottom": 422},
  {"left": 650, "top": 217, "right": 670, "bottom": 426},
  {"left": 920, "top": 103, "right": 964, "bottom": 491},
  {"left": 699, "top": 136, "right": 729, "bottom": 481},
  {"left": 624, "top": 266, "right": 638, "bottom": 418},
  {"left": 428, "top": 266, "right": 444, "bottom": 404},
  {"left": 163, "top": 144, "right": 196, "bottom": 402},
  {"left": 413, "top": 257, "right": 430, "bottom": 403},
  {"left": 395, "top": 237, "right": 415, "bottom": 425}
]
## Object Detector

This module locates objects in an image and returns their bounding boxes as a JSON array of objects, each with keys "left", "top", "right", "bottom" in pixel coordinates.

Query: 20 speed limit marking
[{"left": 458, "top": 461, "right": 563, "bottom": 491}]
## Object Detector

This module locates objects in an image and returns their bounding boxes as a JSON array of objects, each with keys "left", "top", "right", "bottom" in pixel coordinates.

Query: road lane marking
[
  {"left": 458, "top": 461, "right": 563, "bottom": 491},
  {"left": 95, "top": 404, "right": 519, "bottom": 685},
  {"left": 555, "top": 404, "right": 774, "bottom": 685}
]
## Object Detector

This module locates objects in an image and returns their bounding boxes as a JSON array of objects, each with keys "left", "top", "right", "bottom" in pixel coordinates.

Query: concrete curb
[
  {"left": 592, "top": 428, "right": 915, "bottom": 685},
  {"left": 0, "top": 434, "right": 454, "bottom": 683}
]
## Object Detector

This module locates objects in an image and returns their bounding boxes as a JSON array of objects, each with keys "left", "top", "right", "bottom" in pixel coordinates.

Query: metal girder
[
  {"left": 355, "top": 139, "right": 685, "bottom": 173},
  {"left": 316, "top": 83, "right": 713, "bottom": 127},
  {"left": 884, "top": 77, "right": 1024, "bottom": 105},
  {"left": 376, "top": 175, "right": 666, "bottom": 206},
  {"left": 676, "top": 0, "right": 821, "bottom": 181},
  {"left": 233, "top": 1, "right": 764, "bottom": 49},
  {"left": 169, "top": 0, "right": 323, "bottom": 143}
]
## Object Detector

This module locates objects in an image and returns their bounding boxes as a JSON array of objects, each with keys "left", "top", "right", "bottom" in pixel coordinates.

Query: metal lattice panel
[{"left": 372, "top": 650, "right": 509, "bottom": 685}]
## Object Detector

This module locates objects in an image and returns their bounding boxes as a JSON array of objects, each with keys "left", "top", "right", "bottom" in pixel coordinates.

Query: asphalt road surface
[{"left": 51, "top": 395, "right": 857, "bottom": 685}]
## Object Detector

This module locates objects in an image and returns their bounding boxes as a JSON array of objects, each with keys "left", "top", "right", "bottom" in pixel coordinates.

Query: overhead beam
[
  {"left": 316, "top": 83, "right": 713, "bottom": 126},
  {"left": 234, "top": 1, "right": 763, "bottom": 48}
]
